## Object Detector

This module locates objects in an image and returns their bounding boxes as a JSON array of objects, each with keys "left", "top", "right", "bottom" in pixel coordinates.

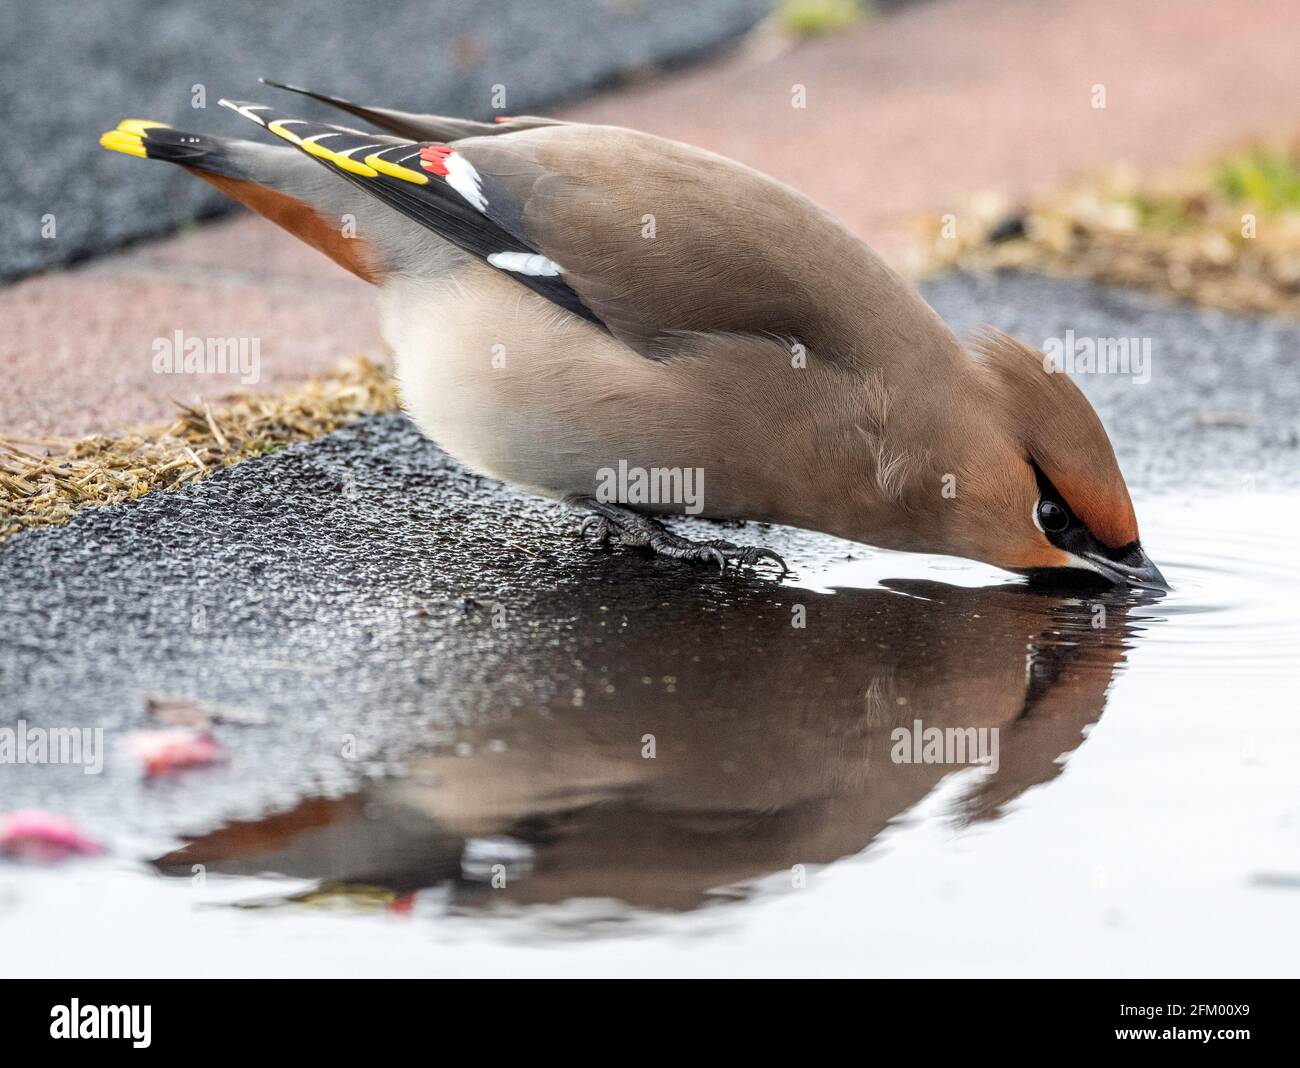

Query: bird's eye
[{"left": 1037, "top": 499, "right": 1069, "bottom": 533}]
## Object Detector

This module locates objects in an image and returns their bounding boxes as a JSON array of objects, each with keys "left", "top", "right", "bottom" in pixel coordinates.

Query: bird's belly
[{"left": 380, "top": 268, "right": 701, "bottom": 506}]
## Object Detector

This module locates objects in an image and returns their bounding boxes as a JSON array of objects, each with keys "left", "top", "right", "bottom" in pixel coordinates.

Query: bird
[{"left": 100, "top": 80, "right": 1167, "bottom": 590}]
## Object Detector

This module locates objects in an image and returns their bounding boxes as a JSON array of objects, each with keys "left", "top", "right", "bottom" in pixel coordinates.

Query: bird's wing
[
  {"left": 221, "top": 99, "right": 915, "bottom": 361},
  {"left": 219, "top": 98, "right": 602, "bottom": 324},
  {"left": 261, "top": 78, "right": 566, "bottom": 143},
  {"left": 438, "top": 124, "right": 924, "bottom": 363}
]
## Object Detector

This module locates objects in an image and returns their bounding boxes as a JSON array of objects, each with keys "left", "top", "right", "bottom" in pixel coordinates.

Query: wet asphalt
[
  {"left": 0, "top": 270, "right": 1297, "bottom": 850},
  {"left": 0, "top": 0, "right": 772, "bottom": 280}
]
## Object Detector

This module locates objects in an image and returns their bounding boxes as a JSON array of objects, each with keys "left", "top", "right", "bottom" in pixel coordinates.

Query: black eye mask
[{"left": 1031, "top": 462, "right": 1141, "bottom": 566}]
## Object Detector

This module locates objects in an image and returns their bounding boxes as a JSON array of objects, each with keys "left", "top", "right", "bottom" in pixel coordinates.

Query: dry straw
[
  {"left": 0, "top": 356, "right": 398, "bottom": 540},
  {"left": 906, "top": 142, "right": 1300, "bottom": 318}
]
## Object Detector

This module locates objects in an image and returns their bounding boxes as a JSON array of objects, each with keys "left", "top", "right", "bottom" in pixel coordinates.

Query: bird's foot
[{"left": 575, "top": 499, "right": 788, "bottom": 574}]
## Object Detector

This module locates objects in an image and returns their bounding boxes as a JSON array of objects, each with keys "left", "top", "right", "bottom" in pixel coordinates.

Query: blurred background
[
  {"left": 2, "top": 0, "right": 778, "bottom": 279},
  {"left": 4, "top": 0, "right": 1299, "bottom": 440}
]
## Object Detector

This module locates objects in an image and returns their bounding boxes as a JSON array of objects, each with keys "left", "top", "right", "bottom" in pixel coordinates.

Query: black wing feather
[{"left": 219, "top": 99, "right": 604, "bottom": 326}]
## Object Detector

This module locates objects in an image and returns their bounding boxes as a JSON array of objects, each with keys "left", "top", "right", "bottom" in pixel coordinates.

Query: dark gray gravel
[
  {"left": 0, "top": 270, "right": 1296, "bottom": 851},
  {"left": 0, "top": 0, "right": 773, "bottom": 280},
  {"left": 0, "top": 410, "right": 831, "bottom": 847}
]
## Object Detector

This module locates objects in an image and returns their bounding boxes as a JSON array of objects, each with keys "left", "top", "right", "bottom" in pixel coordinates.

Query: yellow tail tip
[
  {"left": 100, "top": 119, "right": 169, "bottom": 158},
  {"left": 116, "top": 118, "right": 169, "bottom": 137},
  {"left": 99, "top": 129, "right": 147, "bottom": 158}
]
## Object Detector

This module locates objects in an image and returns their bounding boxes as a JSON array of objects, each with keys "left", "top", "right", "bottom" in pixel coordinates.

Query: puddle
[
  {"left": 152, "top": 575, "right": 1142, "bottom": 912},
  {"left": 1114, "top": 494, "right": 1300, "bottom": 678},
  {"left": 3, "top": 492, "right": 1298, "bottom": 976}
]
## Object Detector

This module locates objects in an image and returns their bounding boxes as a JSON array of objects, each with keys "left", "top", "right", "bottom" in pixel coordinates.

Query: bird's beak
[
  {"left": 1080, "top": 545, "right": 1170, "bottom": 591},
  {"left": 1019, "top": 545, "right": 1170, "bottom": 592}
]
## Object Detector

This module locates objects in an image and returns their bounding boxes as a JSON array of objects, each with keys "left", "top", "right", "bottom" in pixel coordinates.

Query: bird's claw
[
  {"left": 575, "top": 500, "right": 788, "bottom": 576},
  {"left": 729, "top": 545, "right": 791, "bottom": 574},
  {"left": 701, "top": 541, "right": 789, "bottom": 574},
  {"left": 579, "top": 514, "right": 611, "bottom": 544}
]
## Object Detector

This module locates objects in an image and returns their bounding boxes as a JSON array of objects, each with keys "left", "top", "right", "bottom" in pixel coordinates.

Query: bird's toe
[{"left": 579, "top": 514, "right": 610, "bottom": 543}]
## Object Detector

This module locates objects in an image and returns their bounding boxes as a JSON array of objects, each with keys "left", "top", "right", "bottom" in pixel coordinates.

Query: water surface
[{"left": 7, "top": 492, "right": 1293, "bottom": 976}]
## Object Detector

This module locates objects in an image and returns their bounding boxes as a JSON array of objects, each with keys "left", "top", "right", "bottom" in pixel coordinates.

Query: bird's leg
[{"left": 574, "top": 498, "right": 788, "bottom": 574}]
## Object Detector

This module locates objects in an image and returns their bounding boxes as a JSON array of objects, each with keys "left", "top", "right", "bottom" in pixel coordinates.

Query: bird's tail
[
  {"left": 99, "top": 119, "right": 268, "bottom": 181},
  {"left": 97, "top": 117, "right": 386, "bottom": 283}
]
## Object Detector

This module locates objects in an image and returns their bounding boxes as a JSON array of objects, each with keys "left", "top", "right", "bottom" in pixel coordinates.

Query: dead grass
[
  {"left": 0, "top": 356, "right": 398, "bottom": 541},
  {"left": 904, "top": 140, "right": 1300, "bottom": 317}
]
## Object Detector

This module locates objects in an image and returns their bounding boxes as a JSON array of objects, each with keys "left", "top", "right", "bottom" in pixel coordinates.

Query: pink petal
[
  {"left": 124, "top": 729, "right": 224, "bottom": 777},
  {"left": 0, "top": 809, "right": 103, "bottom": 863}
]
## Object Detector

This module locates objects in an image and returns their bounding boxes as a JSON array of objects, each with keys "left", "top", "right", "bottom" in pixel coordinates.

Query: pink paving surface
[{"left": 4, "top": 0, "right": 1299, "bottom": 439}]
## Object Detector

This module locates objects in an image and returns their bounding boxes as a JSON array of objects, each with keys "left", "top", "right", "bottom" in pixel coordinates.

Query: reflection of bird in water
[{"left": 157, "top": 574, "right": 1154, "bottom": 914}]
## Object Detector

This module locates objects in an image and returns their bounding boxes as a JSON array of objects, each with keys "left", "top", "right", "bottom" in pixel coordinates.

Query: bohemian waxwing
[{"left": 100, "top": 81, "right": 1167, "bottom": 589}]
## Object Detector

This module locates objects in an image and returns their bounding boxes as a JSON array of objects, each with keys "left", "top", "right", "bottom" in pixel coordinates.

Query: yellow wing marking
[{"left": 364, "top": 154, "right": 429, "bottom": 185}]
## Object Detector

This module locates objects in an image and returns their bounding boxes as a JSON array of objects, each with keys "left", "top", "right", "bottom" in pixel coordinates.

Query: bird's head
[{"left": 936, "top": 329, "right": 1167, "bottom": 590}]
